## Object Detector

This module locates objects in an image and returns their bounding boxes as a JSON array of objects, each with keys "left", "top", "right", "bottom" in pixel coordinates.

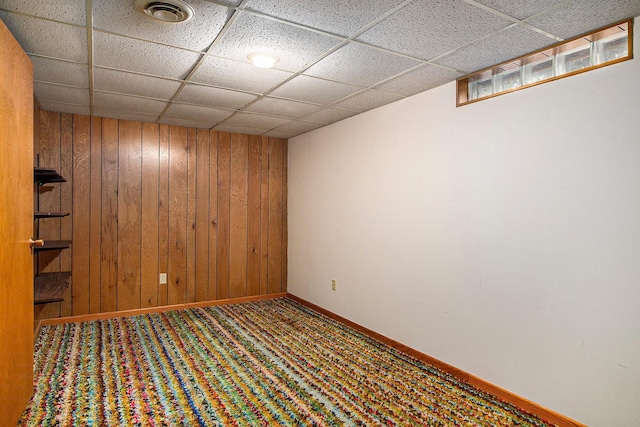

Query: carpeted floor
[{"left": 20, "top": 298, "right": 557, "bottom": 426}]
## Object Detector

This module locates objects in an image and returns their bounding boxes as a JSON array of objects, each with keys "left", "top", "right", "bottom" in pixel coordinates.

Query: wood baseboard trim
[
  {"left": 286, "top": 293, "right": 587, "bottom": 427},
  {"left": 37, "top": 292, "right": 585, "bottom": 426},
  {"left": 39, "top": 293, "right": 288, "bottom": 326}
]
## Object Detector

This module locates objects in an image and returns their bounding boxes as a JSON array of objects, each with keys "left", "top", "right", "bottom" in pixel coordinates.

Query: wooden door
[{"left": 0, "top": 20, "right": 34, "bottom": 425}]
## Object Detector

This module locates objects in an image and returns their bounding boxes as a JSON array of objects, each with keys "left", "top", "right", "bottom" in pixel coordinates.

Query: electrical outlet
[
  {"left": 159, "top": 273, "right": 167, "bottom": 285},
  {"left": 331, "top": 279, "right": 336, "bottom": 291}
]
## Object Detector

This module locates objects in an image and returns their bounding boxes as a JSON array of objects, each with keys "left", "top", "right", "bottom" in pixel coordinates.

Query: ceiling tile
[
  {"left": 373, "top": 64, "right": 464, "bottom": 96},
  {"left": 244, "top": 97, "right": 324, "bottom": 118},
  {"left": 175, "top": 84, "right": 258, "bottom": 109},
  {"left": 525, "top": 0, "right": 640, "bottom": 39},
  {"left": 94, "top": 92, "right": 168, "bottom": 115},
  {"left": 472, "top": 0, "right": 565, "bottom": 20},
  {"left": 331, "top": 89, "right": 404, "bottom": 112},
  {"left": 34, "top": 82, "right": 89, "bottom": 105},
  {"left": 0, "top": 0, "right": 85, "bottom": 25},
  {"left": 163, "top": 103, "right": 233, "bottom": 126},
  {"left": 356, "top": 0, "right": 512, "bottom": 60},
  {"left": 244, "top": 0, "right": 406, "bottom": 37},
  {"left": 0, "top": 12, "right": 87, "bottom": 62},
  {"left": 94, "top": 31, "right": 201, "bottom": 79},
  {"left": 222, "top": 112, "right": 291, "bottom": 129},
  {"left": 94, "top": 68, "right": 182, "bottom": 100},
  {"left": 93, "top": 0, "right": 231, "bottom": 51},
  {"left": 269, "top": 75, "right": 361, "bottom": 105},
  {"left": 29, "top": 56, "right": 89, "bottom": 88},
  {"left": 213, "top": 124, "right": 270, "bottom": 135},
  {"left": 93, "top": 108, "right": 159, "bottom": 123},
  {"left": 304, "top": 42, "right": 421, "bottom": 87},
  {"left": 433, "top": 24, "right": 557, "bottom": 73},
  {"left": 190, "top": 56, "right": 293, "bottom": 93},
  {"left": 300, "top": 108, "right": 359, "bottom": 124},
  {"left": 39, "top": 101, "right": 90, "bottom": 116},
  {"left": 210, "top": 13, "right": 342, "bottom": 72}
]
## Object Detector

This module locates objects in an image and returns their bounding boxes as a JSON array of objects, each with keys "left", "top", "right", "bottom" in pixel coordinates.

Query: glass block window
[{"left": 457, "top": 20, "right": 632, "bottom": 106}]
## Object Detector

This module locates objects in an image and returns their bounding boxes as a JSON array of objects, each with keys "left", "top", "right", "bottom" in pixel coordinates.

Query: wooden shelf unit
[{"left": 34, "top": 166, "right": 71, "bottom": 305}]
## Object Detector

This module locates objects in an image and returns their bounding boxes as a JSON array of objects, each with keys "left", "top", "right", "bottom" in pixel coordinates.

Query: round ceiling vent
[{"left": 135, "top": 0, "right": 195, "bottom": 23}]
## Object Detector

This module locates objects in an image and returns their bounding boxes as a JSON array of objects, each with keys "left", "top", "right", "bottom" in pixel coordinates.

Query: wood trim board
[
  {"left": 39, "top": 293, "right": 288, "bottom": 325},
  {"left": 287, "top": 293, "right": 588, "bottom": 427},
  {"left": 36, "top": 291, "right": 586, "bottom": 426}
]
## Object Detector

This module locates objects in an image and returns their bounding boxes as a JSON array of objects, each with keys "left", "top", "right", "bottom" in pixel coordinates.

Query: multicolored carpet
[{"left": 20, "top": 298, "right": 556, "bottom": 426}]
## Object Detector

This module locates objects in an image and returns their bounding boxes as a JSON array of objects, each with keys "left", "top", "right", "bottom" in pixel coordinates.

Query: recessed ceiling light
[
  {"left": 135, "top": 0, "right": 195, "bottom": 23},
  {"left": 248, "top": 53, "right": 280, "bottom": 69}
]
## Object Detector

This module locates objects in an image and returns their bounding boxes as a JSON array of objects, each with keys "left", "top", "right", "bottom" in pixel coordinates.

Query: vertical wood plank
[
  {"left": 33, "top": 99, "right": 40, "bottom": 163},
  {"left": 259, "top": 136, "right": 270, "bottom": 295},
  {"left": 71, "top": 114, "right": 91, "bottom": 315},
  {"left": 168, "top": 126, "right": 188, "bottom": 305},
  {"left": 101, "top": 118, "right": 119, "bottom": 312},
  {"left": 37, "top": 111, "right": 61, "bottom": 276},
  {"left": 32, "top": 102, "right": 40, "bottom": 283},
  {"left": 281, "top": 139, "right": 288, "bottom": 291},
  {"left": 186, "top": 128, "right": 197, "bottom": 303},
  {"left": 229, "top": 133, "right": 248, "bottom": 298},
  {"left": 36, "top": 111, "right": 62, "bottom": 320},
  {"left": 208, "top": 131, "right": 218, "bottom": 301},
  {"left": 117, "top": 121, "right": 142, "bottom": 311},
  {"left": 32, "top": 102, "right": 40, "bottom": 281},
  {"left": 268, "top": 137, "right": 284, "bottom": 293},
  {"left": 247, "top": 135, "right": 262, "bottom": 296},
  {"left": 89, "top": 117, "right": 102, "bottom": 313},
  {"left": 59, "top": 113, "right": 73, "bottom": 316},
  {"left": 59, "top": 114, "right": 74, "bottom": 316},
  {"left": 216, "top": 132, "right": 231, "bottom": 300},
  {"left": 195, "top": 129, "right": 210, "bottom": 302},
  {"left": 157, "top": 124, "right": 170, "bottom": 307},
  {"left": 141, "top": 123, "right": 159, "bottom": 308}
]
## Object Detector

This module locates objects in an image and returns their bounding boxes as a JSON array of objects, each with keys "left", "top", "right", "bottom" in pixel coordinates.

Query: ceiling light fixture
[
  {"left": 135, "top": 0, "right": 195, "bottom": 23},
  {"left": 248, "top": 53, "right": 280, "bottom": 69}
]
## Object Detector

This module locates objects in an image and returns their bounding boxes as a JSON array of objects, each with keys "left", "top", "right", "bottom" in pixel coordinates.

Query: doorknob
[{"left": 29, "top": 238, "right": 44, "bottom": 247}]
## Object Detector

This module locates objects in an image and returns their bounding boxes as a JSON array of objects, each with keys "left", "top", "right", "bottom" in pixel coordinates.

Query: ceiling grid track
[
  {"left": 4, "top": 0, "right": 638, "bottom": 137},
  {"left": 155, "top": 0, "right": 252, "bottom": 124},
  {"left": 214, "top": 0, "right": 418, "bottom": 132},
  {"left": 462, "top": 0, "right": 564, "bottom": 41}
]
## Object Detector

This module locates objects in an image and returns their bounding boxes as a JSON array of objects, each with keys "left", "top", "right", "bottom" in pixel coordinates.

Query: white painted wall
[{"left": 288, "top": 20, "right": 640, "bottom": 427}]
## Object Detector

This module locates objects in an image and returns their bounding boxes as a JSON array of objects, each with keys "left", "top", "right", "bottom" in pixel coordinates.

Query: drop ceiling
[{"left": 1, "top": 0, "right": 639, "bottom": 138}]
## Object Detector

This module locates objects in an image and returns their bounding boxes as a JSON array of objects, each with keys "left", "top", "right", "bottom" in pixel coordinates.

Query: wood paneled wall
[{"left": 35, "top": 110, "right": 287, "bottom": 320}]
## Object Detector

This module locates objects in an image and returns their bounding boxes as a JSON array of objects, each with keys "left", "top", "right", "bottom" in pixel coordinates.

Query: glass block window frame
[{"left": 457, "top": 20, "right": 633, "bottom": 106}]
